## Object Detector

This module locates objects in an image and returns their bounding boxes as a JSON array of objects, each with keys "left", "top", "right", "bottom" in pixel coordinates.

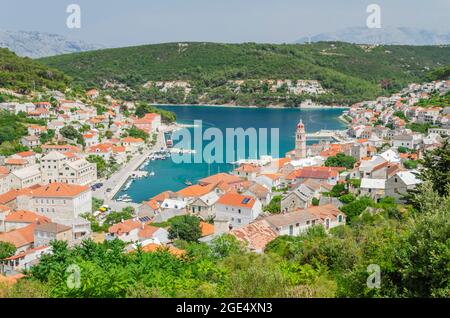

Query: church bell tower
[{"left": 295, "top": 119, "right": 307, "bottom": 159}]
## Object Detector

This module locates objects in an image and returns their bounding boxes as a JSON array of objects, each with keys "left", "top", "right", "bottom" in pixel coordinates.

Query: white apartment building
[
  {"left": 215, "top": 192, "right": 262, "bottom": 229},
  {"left": 18, "top": 183, "right": 92, "bottom": 224},
  {"left": 40, "top": 151, "right": 97, "bottom": 186},
  {"left": 7, "top": 164, "right": 42, "bottom": 190}
]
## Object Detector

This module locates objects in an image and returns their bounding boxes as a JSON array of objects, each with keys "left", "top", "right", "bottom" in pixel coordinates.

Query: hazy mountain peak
[
  {"left": 296, "top": 26, "right": 450, "bottom": 45},
  {"left": 0, "top": 29, "right": 106, "bottom": 58}
]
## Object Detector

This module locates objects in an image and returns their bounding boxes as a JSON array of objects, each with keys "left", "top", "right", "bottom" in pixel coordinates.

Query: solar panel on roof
[
  {"left": 242, "top": 198, "right": 251, "bottom": 204},
  {"left": 139, "top": 216, "right": 151, "bottom": 223}
]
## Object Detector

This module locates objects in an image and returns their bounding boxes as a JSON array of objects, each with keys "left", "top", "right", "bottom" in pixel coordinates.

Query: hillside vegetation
[
  {"left": 39, "top": 42, "right": 450, "bottom": 105},
  {"left": 0, "top": 48, "right": 70, "bottom": 93},
  {"left": 2, "top": 142, "right": 450, "bottom": 298}
]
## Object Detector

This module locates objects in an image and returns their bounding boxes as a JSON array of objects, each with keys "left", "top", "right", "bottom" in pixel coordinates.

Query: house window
[
  {"left": 338, "top": 215, "right": 343, "bottom": 223},
  {"left": 289, "top": 225, "right": 293, "bottom": 235}
]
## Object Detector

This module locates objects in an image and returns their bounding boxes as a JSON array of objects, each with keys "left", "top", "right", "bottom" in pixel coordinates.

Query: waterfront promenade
[
  {"left": 93, "top": 131, "right": 166, "bottom": 210},
  {"left": 306, "top": 129, "right": 350, "bottom": 142}
]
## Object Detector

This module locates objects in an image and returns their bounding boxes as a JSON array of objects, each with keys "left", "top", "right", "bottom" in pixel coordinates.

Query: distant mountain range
[
  {"left": 296, "top": 27, "right": 450, "bottom": 45},
  {"left": 0, "top": 29, "right": 106, "bottom": 58}
]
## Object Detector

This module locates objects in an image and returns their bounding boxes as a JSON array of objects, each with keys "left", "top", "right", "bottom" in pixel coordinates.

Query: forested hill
[
  {"left": 0, "top": 48, "right": 70, "bottom": 93},
  {"left": 38, "top": 42, "right": 450, "bottom": 105}
]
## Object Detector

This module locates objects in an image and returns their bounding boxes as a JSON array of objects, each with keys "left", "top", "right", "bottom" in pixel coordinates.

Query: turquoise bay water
[{"left": 121, "top": 106, "right": 346, "bottom": 203}]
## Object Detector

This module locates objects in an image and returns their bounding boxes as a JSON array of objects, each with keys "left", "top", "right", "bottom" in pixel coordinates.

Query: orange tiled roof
[
  {"left": 88, "top": 143, "right": 112, "bottom": 153},
  {"left": 109, "top": 219, "right": 141, "bottom": 235},
  {"left": 140, "top": 243, "right": 185, "bottom": 257},
  {"left": 275, "top": 157, "right": 291, "bottom": 168},
  {"left": 217, "top": 192, "right": 256, "bottom": 208},
  {"left": 0, "top": 204, "right": 11, "bottom": 213},
  {"left": 0, "top": 166, "right": 9, "bottom": 176},
  {"left": 15, "top": 151, "right": 35, "bottom": 158},
  {"left": 63, "top": 152, "right": 77, "bottom": 159},
  {"left": 235, "top": 164, "right": 260, "bottom": 173},
  {"left": 177, "top": 183, "right": 216, "bottom": 198},
  {"left": 400, "top": 153, "right": 418, "bottom": 160},
  {"left": 138, "top": 224, "right": 159, "bottom": 239},
  {"left": 143, "top": 199, "right": 159, "bottom": 210},
  {"left": 230, "top": 220, "right": 278, "bottom": 251},
  {"left": 5, "top": 210, "right": 50, "bottom": 223},
  {"left": 42, "top": 145, "right": 81, "bottom": 153},
  {"left": 0, "top": 187, "right": 38, "bottom": 205},
  {"left": 260, "top": 173, "right": 282, "bottom": 181},
  {"left": 200, "top": 222, "right": 214, "bottom": 237},
  {"left": 133, "top": 113, "right": 160, "bottom": 124},
  {"left": 151, "top": 191, "right": 175, "bottom": 203},
  {"left": 32, "top": 183, "right": 89, "bottom": 198},
  {"left": 5, "top": 159, "right": 27, "bottom": 165},
  {"left": 295, "top": 167, "right": 339, "bottom": 179},
  {"left": 198, "top": 173, "right": 242, "bottom": 185},
  {"left": 83, "top": 133, "right": 94, "bottom": 139},
  {"left": 112, "top": 146, "right": 126, "bottom": 153},
  {"left": 122, "top": 137, "right": 144, "bottom": 143},
  {"left": 0, "top": 274, "right": 26, "bottom": 285},
  {"left": 300, "top": 204, "right": 344, "bottom": 221},
  {"left": 0, "top": 224, "right": 38, "bottom": 248}
]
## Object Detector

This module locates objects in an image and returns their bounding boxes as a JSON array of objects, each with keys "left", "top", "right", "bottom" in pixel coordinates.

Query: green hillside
[
  {"left": 38, "top": 42, "right": 450, "bottom": 105},
  {"left": 0, "top": 48, "right": 70, "bottom": 93}
]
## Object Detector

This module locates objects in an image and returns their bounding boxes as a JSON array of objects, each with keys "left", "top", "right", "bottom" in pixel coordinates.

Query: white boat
[
  {"left": 149, "top": 170, "right": 155, "bottom": 177},
  {"left": 123, "top": 180, "right": 133, "bottom": 190},
  {"left": 122, "top": 198, "right": 133, "bottom": 202},
  {"left": 117, "top": 194, "right": 130, "bottom": 201}
]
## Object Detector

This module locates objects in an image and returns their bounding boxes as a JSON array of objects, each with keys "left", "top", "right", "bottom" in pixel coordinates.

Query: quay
[
  {"left": 306, "top": 129, "right": 350, "bottom": 142},
  {"left": 93, "top": 131, "right": 167, "bottom": 210}
]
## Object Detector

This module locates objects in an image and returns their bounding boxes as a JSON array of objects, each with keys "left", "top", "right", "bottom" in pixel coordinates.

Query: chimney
[{"left": 121, "top": 218, "right": 124, "bottom": 223}]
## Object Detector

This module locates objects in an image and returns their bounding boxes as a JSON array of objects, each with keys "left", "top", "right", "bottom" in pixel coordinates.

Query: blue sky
[{"left": 1, "top": 0, "right": 449, "bottom": 46}]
